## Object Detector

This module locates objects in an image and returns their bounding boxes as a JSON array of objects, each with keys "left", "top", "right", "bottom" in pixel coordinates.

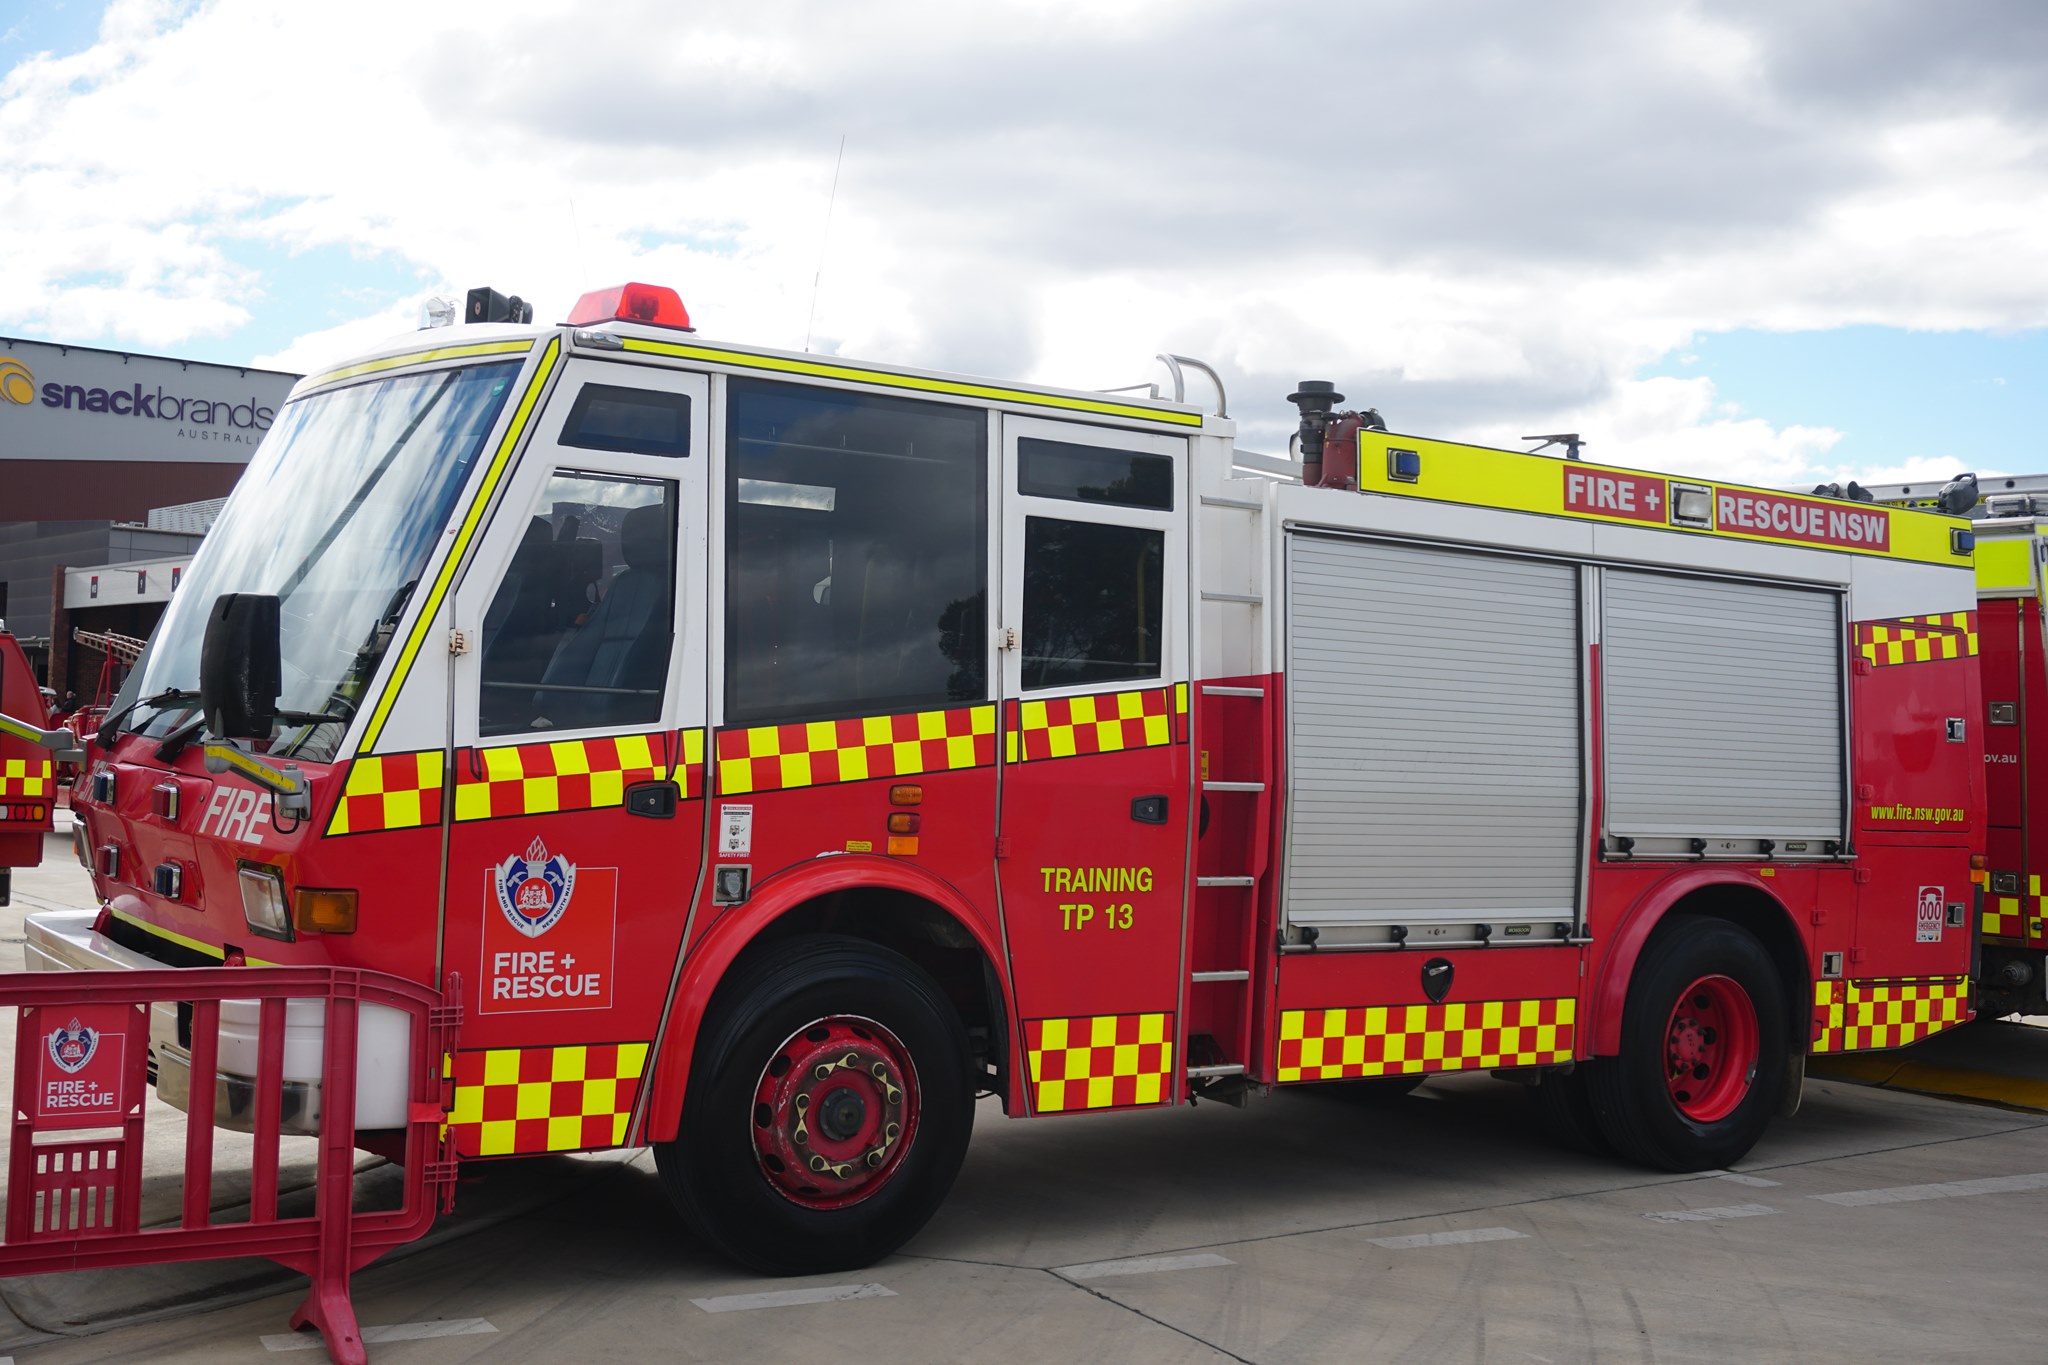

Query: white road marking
[
  {"left": 261, "top": 1319, "right": 496, "bottom": 1350},
  {"left": 692, "top": 1283, "right": 896, "bottom": 1313},
  {"left": 1812, "top": 1172, "right": 2048, "bottom": 1207},
  {"left": 1643, "top": 1203, "right": 1776, "bottom": 1223},
  {"left": 1056, "top": 1252, "right": 1236, "bottom": 1280},
  {"left": 1369, "top": 1227, "right": 1528, "bottom": 1250},
  {"left": 1715, "top": 1170, "right": 1781, "bottom": 1188}
]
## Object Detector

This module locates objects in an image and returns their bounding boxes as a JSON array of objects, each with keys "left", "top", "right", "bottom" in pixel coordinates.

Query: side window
[
  {"left": 1021, "top": 517, "right": 1164, "bottom": 690},
  {"left": 1017, "top": 437, "right": 1173, "bottom": 511},
  {"left": 560, "top": 384, "right": 691, "bottom": 458},
  {"left": 725, "top": 379, "right": 986, "bottom": 726},
  {"left": 478, "top": 470, "right": 677, "bottom": 736}
]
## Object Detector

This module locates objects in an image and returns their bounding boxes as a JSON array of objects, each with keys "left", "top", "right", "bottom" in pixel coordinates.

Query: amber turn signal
[
  {"left": 1970, "top": 853, "right": 1990, "bottom": 870},
  {"left": 888, "top": 784, "right": 923, "bottom": 806},
  {"left": 887, "top": 812, "right": 921, "bottom": 835},
  {"left": 295, "top": 888, "right": 359, "bottom": 934}
]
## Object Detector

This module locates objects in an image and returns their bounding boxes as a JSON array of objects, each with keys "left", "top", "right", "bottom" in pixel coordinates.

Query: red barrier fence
[{"left": 0, "top": 967, "right": 460, "bottom": 1364}]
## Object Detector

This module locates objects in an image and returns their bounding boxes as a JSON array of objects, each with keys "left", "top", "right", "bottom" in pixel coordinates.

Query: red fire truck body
[
  {"left": 27, "top": 287, "right": 1982, "bottom": 1271},
  {"left": 1859, "top": 476, "right": 2048, "bottom": 1016},
  {"left": 0, "top": 627, "right": 58, "bottom": 902}
]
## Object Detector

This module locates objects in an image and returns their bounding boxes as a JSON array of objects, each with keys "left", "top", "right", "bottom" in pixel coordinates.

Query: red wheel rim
[
  {"left": 751, "top": 1016, "right": 920, "bottom": 1210},
  {"left": 1664, "top": 974, "right": 1758, "bottom": 1123}
]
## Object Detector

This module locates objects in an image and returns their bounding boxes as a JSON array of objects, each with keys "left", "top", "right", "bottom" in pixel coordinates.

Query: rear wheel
[
  {"left": 656, "top": 935, "right": 974, "bottom": 1274},
  {"left": 1588, "top": 915, "right": 1786, "bottom": 1171}
]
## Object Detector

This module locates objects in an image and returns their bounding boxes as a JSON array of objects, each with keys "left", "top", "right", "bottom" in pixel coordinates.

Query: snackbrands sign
[{"left": 37, "top": 377, "right": 275, "bottom": 432}]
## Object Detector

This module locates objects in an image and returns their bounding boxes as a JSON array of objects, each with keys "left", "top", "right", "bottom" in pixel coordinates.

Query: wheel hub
[
  {"left": 1663, "top": 974, "right": 1759, "bottom": 1124},
  {"left": 752, "top": 1016, "right": 919, "bottom": 1210}
]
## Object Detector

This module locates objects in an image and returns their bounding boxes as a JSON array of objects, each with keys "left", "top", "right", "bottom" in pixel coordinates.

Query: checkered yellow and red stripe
[
  {"left": 1277, "top": 998, "right": 1576, "bottom": 1082},
  {"left": 716, "top": 705, "right": 996, "bottom": 796},
  {"left": 326, "top": 730, "right": 705, "bottom": 835},
  {"left": 1857, "top": 612, "right": 1978, "bottom": 668},
  {"left": 447, "top": 1042, "right": 649, "bottom": 1157},
  {"left": 1024, "top": 1013, "right": 1174, "bottom": 1112},
  {"left": 0, "top": 757, "right": 51, "bottom": 797},
  {"left": 1812, "top": 976, "right": 1970, "bottom": 1052},
  {"left": 1006, "top": 686, "right": 1181, "bottom": 763}
]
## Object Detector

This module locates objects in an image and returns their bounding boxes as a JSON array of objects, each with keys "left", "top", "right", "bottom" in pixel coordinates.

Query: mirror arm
[
  {"left": 0, "top": 712, "right": 84, "bottom": 764},
  {"left": 202, "top": 741, "right": 312, "bottom": 820}
]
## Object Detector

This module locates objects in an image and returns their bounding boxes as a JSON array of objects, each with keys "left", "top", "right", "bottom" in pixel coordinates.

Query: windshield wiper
[
  {"left": 155, "top": 714, "right": 208, "bottom": 763},
  {"left": 95, "top": 687, "right": 200, "bottom": 748}
]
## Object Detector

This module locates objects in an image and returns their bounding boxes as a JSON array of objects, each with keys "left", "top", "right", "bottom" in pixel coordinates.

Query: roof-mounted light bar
[{"left": 566, "top": 282, "right": 694, "bottom": 332}]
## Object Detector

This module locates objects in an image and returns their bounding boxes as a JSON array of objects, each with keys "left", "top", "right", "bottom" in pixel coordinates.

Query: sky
[{"left": 2, "top": 0, "right": 2046, "bottom": 487}]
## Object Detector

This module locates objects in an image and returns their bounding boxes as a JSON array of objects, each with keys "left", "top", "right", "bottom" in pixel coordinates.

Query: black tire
[
  {"left": 1531, "top": 1064, "right": 1611, "bottom": 1156},
  {"left": 1588, "top": 915, "right": 1787, "bottom": 1172},
  {"left": 655, "top": 935, "right": 975, "bottom": 1274}
]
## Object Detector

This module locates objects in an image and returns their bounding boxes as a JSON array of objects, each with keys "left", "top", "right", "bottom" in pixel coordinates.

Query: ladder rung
[
  {"left": 1200, "top": 684, "right": 1265, "bottom": 697},
  {"left": 1191, "top": 970, "right": 1250, "bottom": 983},
  {"left": 1200, "top": 591, "right": 1264, "bottom": 605},
  {"left": 1197, "top": 875, "right": 1255, "bottom": 887},
  {"left": 1200, "top": 494, "right": 1263, "bottom": 510},
  {"left": 1203, "top": 781, "right": 1265, "bottom": 792},
  {"left": 1186, "top": 1063, "right": 1247, "bottom": 1078}
]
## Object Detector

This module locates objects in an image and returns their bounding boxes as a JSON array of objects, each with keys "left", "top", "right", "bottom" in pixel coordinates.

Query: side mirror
[{"left": 200, "top": 593, "right": 282, "bottom": 739}]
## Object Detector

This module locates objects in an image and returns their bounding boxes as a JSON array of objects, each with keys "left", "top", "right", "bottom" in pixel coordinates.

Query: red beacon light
[{"left": 566, "top": 282, "right": 693, "bottom": 331}]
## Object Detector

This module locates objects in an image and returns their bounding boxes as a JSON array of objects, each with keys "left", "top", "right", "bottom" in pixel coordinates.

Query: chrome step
[
  {"left": 1200, "top": 684, "right": 1265, "bottom": 697},
  {"left": 1191, "top": 970, "right": 1251, "bottom": 983},
  {"left": 1203, "top": 781, "right": 1265, "bottom": 792},
  {"left": 1186, "top": 1063, "right": 1248, "bottom": 1079},
  {"left": 1197, "top": 875, "right": 1254, "bottom": 888}
]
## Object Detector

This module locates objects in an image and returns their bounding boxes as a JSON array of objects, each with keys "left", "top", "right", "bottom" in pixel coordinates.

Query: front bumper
[{"left": 24, "top": 908, "right": 410, "bottom": 1132}]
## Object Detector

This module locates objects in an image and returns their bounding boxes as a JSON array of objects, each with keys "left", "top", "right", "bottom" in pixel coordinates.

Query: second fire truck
[{"left": 28, "top": 286, "right": 1981, "bottom": 1272}]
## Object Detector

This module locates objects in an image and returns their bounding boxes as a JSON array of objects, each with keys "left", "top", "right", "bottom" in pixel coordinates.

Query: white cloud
[{"left": 6, "top": 0, "right": 2048, "bottom": 476}]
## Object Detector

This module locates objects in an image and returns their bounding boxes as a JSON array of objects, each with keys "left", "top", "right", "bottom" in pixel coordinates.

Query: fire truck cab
[{"left": 30, "top": 285, "right": 1983, "bottom": 1273}]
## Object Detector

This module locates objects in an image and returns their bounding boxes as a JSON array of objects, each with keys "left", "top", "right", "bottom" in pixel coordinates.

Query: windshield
[{"left": 129, "top": 359, "right": 525, "bottom": 761}]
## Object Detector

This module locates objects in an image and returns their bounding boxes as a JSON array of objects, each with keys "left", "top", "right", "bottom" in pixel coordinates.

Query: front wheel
[
  {"left": 1588, "top": 915, "right": 1787, "bottom": 1172},
  {"left": 656, "top": 935, "right": 975, "bottom": 1274}
]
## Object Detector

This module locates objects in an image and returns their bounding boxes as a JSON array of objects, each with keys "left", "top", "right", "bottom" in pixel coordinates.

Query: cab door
[
  {"left": 994, "top": 416, "right": 1192, "bottom": 1115},
  {"left": 443, "top": 362, "right": 709, "bottom": 1157}
]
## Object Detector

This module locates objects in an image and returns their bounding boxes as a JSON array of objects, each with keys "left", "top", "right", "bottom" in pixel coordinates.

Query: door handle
[
  {"left": 626, "top": 781, "right": 679, "bottom": 818},
  {"left": 1130, "top": 795, "right": 1168, "bottom": 825}
]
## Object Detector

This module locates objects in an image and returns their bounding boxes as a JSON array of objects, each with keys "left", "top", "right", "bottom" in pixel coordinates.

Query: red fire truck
[
  {"left": 27, "top": 285, "right": 1982, "bottom": 1273},
  {"left": 0, "top": 626, "right": 62, "bottom": 905},
  {"left": 1862, "top": 472, "right": 2048, "bottom": 1017}
]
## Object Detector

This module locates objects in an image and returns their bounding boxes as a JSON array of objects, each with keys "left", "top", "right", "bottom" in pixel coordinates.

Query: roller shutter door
[
  {"left": 1600, "top": 569, "right": 1843, "bottom": 842},
  {"left": 1283, "top": 534, "right": 1582, "bottom": 929}
]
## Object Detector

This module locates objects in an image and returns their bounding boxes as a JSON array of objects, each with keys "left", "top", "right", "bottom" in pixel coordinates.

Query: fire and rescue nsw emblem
[
  {"left": 496, "top": 838, "right": 576, "bottom": 939},
  {"left": 480, "top": 841, "right": 618, "bottom": 1015},
  {"left": 47, "top": 1017, "right": 98, "bottom": 1074}
]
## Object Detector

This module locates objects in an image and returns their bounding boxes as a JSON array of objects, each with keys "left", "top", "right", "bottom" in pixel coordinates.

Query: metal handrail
[{"left": 1156, "top": 354, "right": 1228, "bottom": 418}]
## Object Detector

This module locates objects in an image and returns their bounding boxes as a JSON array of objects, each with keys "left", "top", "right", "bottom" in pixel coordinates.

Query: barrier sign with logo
[{"left": 25, "top": 1002, "right": 140, "bottom": 1129}]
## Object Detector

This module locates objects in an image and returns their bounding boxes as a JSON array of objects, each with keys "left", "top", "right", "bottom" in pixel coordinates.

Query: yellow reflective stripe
[
  {"left": 358, "top": 336, "right": 564, "bottom": 751},
  {"left": 0, "top": 713, "right": 48, "bottom": 744},
  {"left": 617, "top": 337, "right": 1202, "bottom": 428},
  {"left": 301, "top": 339, "right": 535, "bottom": 392},
  {"left": 107, "top": 905, "right": 276, "bottom": 967}
]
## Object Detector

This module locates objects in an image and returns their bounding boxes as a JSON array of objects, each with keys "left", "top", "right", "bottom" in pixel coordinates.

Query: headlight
[{"left": 236, "top": 862, "right": 293, "bottom": 941}]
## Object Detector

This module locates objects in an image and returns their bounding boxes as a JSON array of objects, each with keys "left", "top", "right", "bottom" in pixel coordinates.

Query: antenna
[{"left": 804, "top": 134, "right": 846, "bottom": 353}]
